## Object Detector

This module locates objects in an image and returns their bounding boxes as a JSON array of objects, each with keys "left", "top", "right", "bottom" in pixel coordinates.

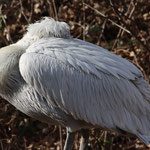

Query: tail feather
[{"left": 137, "top": 134, "right": 150, "bottom": 145}]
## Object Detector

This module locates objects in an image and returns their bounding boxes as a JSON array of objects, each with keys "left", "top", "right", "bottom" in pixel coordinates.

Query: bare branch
[
  {"left": 52, "top": 0, "right": 58, "bottom": 20},
  {"left": 0, "top": 12, "right": 13, "bottom": 44},
  {"left": 59, "top": 126, "right": 63, "bottom": 150},
  {"left": 112, "top": 0, "right": 135, "bottom": 49},
  {"left": 19, "top": 0, "right": 30, "bottom": 24},
  {"left": 97, "top": 18, "right": 107, "bottom": 45},
  {"left": 109, "top": 0, "right": 149, "bottom": 52},
  {"left": 82, "top": 0, "right": 86, "bottom": 41},
  {"left": 83, "top": 2, "right": 131, "bottom": 34}
]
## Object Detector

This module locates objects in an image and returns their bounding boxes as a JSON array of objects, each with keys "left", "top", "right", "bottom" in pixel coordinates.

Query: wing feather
[{"left": 19, "top": 38, "right": 150, "bottom": 136}]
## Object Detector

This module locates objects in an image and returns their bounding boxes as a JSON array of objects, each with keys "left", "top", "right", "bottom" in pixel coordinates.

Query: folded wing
[{"left": 19, "top": 38, "right": 150, "bottom": 137}]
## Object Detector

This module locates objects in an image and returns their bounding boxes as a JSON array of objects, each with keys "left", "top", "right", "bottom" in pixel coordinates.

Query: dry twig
[
  {"left": 83, "top": 2, "right": 131, "bottom": 34},
  {"left": 112, "top": 0, "right": 135, "bottom": 49},
  {"left": 109, "top": 0, "right": 149, "bottom": 52},
  {"left": 59, "top": 126, "right": 63, "bottom": 150},
  {"left": 19, "top": 0, "right": 30, "bottom": 24},
  {"left": 52, "top": 0, "right": 58, "bottom": 20}
]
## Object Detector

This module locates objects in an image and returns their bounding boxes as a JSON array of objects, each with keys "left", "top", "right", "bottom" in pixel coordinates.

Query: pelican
[{"left": 0, "top": 17, "right": 150, "bottom": 150}]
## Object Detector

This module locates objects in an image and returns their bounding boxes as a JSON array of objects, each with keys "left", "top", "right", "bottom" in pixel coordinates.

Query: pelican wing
[{"left": 19, "top": 38, "right": 150, "bottom": 136}]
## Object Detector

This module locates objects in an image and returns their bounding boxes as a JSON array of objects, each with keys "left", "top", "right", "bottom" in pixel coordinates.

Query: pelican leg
[
  {"left": 63, "top": 130, "right": 75, "bottom": 150},
  {"left": 79, "top": 129, "right": 89, "bottom": 150}
]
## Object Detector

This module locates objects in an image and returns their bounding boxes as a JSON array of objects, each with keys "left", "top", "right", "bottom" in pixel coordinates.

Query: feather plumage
[
  {"left": 1, "top": 17, "right": 150, "bottom": 146},
  {"left": 19, "top": 37, "right": 150, "bottom": 138}
]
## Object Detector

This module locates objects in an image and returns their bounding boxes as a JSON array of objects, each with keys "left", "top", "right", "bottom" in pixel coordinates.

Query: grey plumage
[{"left": 1, "top": 17, "right": 150, "bottom": 149}]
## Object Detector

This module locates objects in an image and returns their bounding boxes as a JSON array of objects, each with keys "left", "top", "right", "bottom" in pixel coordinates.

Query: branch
[
  {"left": 83, "top": 2, "right": 131, "bottom": 34},
  {"left": 52, "top": 0, "right": 58, "bottom": 20},
  {"left": 109, "top": 0, "right": 149, "bottom": 52},
  {"left": 0, "top": 14, "right": 13, "bottom": 43},
  {"left": 19, "top": 0, "right": 30, "bottom": 24},
  {"left": 112, "top": 0, "right": 135, "bottom": 49}
]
